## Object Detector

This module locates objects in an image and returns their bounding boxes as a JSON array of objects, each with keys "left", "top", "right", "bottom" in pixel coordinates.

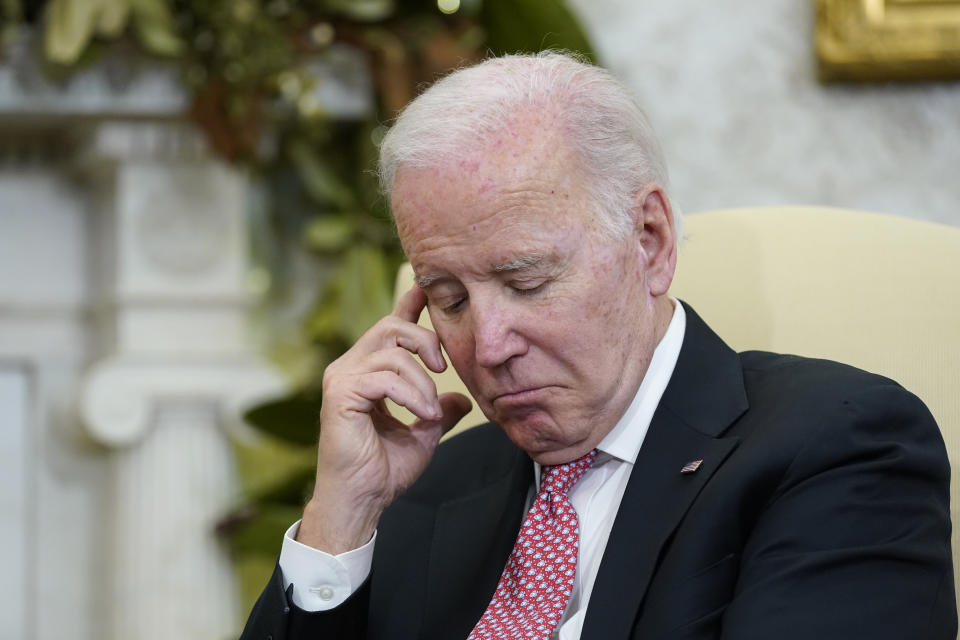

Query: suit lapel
[
  {"left": 582, "top": 303, "right": 748, "bottom": 639},
  {"left": 422, "top": 443, "right": 532, "bottom": 640}
]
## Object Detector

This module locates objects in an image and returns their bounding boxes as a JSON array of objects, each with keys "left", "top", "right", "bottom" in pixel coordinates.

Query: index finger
[
  {"left": 391, "top": 286, "right": 446, "bottom": 373},
  {"left": 394, "top": 285, "right": 428, "bottom": 324}
]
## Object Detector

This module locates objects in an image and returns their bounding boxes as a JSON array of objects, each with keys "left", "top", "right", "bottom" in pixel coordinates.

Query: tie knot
[{"left": 540, "top": 449, "right": 597, "bottom": 496}]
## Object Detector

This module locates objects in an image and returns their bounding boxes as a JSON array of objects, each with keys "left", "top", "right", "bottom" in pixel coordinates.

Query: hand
[{"left": 297, "top": 286, "right": 472, "bottom": 554}]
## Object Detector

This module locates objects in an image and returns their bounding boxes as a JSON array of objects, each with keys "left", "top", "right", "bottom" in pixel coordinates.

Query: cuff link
[{"left": 309, "top": 585, "right": 335, "bottom": 601}]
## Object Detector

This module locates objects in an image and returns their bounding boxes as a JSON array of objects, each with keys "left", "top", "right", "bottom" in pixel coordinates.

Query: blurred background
[{"left": 1, "top": 1, "right": 957, "bottom": 638}]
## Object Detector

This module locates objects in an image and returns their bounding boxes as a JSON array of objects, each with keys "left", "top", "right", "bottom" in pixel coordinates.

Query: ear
[{"left": 631, "top": 183, "right": 677, "bottom": 297}]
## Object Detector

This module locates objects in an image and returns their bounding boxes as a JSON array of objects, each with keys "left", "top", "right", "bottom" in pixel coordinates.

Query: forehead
[{"left": 391, "top": 115, "right": 597, "bottom": 262}]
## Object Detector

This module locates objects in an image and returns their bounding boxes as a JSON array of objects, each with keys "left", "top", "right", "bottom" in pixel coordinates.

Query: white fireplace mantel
[{"left": 0, "top": 36, "right": 376, "bottom": 639}]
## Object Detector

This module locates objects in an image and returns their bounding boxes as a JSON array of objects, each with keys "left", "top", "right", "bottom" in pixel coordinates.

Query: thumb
[{"left": 436, "top": 392, "right": 473, "bottom": 435}]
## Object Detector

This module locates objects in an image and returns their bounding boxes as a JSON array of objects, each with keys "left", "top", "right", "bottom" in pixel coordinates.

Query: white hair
[{"left": 377, "top": 51, "right": 682, "bottom": 242}]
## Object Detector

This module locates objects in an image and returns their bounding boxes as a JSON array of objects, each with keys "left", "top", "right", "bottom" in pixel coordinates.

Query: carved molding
[
  {"left": 75, "top": 124, "right": 249, "bottom": 302},
  {"left": 136, "top": 193, "right": 231, "bottom": 278},
  {"left": 80, "top": 355, "right": 286, "bottom": 448},
  {"left": 0, "top": 128, "right": 79, "bottom": 167},
  {"left": 0, "top": 33, "right": 187, "bottom": 119},
  {"left": 0, "top": 34, "right": 371, "bottom": 121},
  {"left": 77, "top": 121, "right": 211, "bottom": 167},
  {"left": 107, "top": 399, "right": 242, "bottom": 640}
]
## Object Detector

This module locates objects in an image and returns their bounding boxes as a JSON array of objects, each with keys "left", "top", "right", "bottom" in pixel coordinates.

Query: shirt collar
[{"left": 596, "top": 298, "right": 686, "bottom": 465}]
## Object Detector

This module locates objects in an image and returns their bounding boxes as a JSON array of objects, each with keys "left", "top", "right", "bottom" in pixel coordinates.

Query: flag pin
[{"left": 680, "top": 459, "right": 703, "bottom": 474}]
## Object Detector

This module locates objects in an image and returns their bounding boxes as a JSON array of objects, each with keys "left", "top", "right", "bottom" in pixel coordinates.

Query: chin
[{"left": 498, "top": 413, "right": 588, "bottom": 465}]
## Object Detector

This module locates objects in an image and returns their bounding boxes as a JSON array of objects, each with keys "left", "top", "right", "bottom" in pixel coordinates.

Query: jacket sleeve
[
  {"left": 720, "top": 382, "right": 956, "bottom": 639},
  {"left": 239, "top": 563, "right": 370, "bottom": 640}
]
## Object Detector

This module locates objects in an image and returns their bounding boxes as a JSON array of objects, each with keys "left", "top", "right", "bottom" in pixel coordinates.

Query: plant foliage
[{"left": 3, "top": 0, "right": 594, "bottom": 615}]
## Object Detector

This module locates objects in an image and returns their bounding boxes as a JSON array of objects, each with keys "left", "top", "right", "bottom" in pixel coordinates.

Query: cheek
[
  {"left": 436, "top": 324, "right": 475, "bottom": 370},
  {"left": 595, "top": 247, "right": 646, "bottom": 314},
  {"left": 578, "top": 264, "right": 627, "bottom": 323},
  {"left": 569, "top": 260, "right": 645, "bottom": 361}
]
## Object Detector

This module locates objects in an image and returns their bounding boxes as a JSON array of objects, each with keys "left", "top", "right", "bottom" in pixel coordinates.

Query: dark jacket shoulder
[
  {"left": 735, "top": 350, "right": 940, "bottom": 444},
  {"left": 399, "top": 422, "right": 527, "bottom": 505}
]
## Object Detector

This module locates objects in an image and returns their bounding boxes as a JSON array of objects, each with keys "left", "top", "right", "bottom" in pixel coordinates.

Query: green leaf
[
  {"left": 479, "top": 0, "right": 596, "bottom": 61},
  {"left": 243, "top": 392, "right": 323, "bottom": 445},
  {"left": 2, "top": 0, "right": 23, "bottom": 23},
  {"left": 288, "top": 140, "right": 358, "bottom": 210},
  {"left": 220, "top": 504, "right": 306, "bottom": 555},
  {"left": 95, "top": 0, "right": 130, "bottom": 37},
  {"left": 234, "top": 554, "right": 281, "bottom": 626},
  {"left": 304, "top": 216, "right": 356, "bottom": 252},
  {"left": 325, "top": 0, "right": 395, "bottom": 22},
  {"left": 249, "top": 463, "right": 316, "bottom": 505},
  {"left": 129, "top": 0, "right": 184, "bottom": 57},
  {"left": 232, "top": 435, "right": 316, "bottom": 505},
  {"left": 336, "top": 245, "right": 394, "bottom": 343},
  {"left": 44, "top": 0, "right": 99, "bottom": 64},
  {"left": 306, "top": 301, "right": 343, "bottom": 342}
]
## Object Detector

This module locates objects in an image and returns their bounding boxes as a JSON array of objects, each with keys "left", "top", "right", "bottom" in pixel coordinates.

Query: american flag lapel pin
[{"left": 680, "top": 459, "right": 703, "bottom": 474}]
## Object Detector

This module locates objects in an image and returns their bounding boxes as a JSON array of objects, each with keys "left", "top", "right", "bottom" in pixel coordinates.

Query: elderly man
[{"left": 241, "top": 53, "right": 955, "bottom": 640}]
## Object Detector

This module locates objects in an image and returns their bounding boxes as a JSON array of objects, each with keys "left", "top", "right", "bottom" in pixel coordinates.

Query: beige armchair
[{"left": 392, "top": 205, "right": 960, "bottom": 596}]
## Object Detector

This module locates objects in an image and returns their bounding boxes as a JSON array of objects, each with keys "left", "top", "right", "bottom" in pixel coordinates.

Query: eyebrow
[
  {"left": 494, "top": 255, "right": 546, "bottom": 273},
  {"left": 415, "top": 254, "right": 548, "bottom": 290},
  {"left": 415, "top": 273, "right": 444, "bottom": 289}
]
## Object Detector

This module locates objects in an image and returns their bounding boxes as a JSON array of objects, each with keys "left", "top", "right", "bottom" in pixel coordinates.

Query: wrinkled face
[{"left": 393, "top": 116, "right": 670, "bottom": 465}]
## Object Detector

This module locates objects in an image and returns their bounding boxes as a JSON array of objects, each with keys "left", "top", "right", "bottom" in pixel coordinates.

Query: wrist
[{"left": 296, "top": 494, "right": 381, "bottom": 555}]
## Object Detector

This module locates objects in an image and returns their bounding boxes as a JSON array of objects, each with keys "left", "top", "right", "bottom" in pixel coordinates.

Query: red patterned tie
[{"left": 468, "top": 449, "right": 597, "bottom": 640}]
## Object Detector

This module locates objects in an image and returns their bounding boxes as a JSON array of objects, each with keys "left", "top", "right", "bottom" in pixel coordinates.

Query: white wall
[
  {"left": 0, "top": 138, "right": 283, "bottom": 640},
  {"left": 0, "top": 43, "right": 351, "bottom": 640},
  {"left": 567, "top": 0, "right": 960, "bottom": 227},
  {"left": 0, "top": 171, "right": 108, "bottom": 640},
  {"left": 0, "top": 366, "right": 29, "bottom": 639}
]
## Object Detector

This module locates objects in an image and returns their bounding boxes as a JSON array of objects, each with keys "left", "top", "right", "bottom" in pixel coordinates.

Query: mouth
[{"left": 491, "top": 386, "right": 554, "bottom": 404}]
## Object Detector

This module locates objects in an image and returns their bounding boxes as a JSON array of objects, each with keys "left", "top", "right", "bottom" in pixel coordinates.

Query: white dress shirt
[{"left": 279, "top": 300, "right": 687, "bottom": 639}]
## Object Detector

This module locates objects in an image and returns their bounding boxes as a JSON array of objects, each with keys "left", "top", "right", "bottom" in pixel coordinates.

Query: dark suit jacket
[{"left": 241, "top": 304, "right": 956, "bottom": 639}]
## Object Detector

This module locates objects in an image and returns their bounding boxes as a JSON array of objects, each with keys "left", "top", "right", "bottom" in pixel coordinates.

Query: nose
[{"left": 471, "top": 297, "right": 527, "bottom": 369}]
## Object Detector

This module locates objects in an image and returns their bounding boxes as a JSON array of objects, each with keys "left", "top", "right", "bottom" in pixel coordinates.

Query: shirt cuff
[{"left": 278, "top": 520, "right": 376, "bottom": 612}]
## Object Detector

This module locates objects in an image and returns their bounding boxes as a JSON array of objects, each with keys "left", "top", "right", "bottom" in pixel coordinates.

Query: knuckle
[
  {"left": 376, "top": 314, "right": 401, "bottom": 334},
  {"left": 323, "top": 353, "right": 349, "bottom": 379},
  {"left": 322, "top": 364, "right": 357, "bottom": 397},
  {"left": 321, "top": 367, "right": 335, "bottom": 390},
  {"left": 388, "top": 345, "right": 410, "bottom": 361}
]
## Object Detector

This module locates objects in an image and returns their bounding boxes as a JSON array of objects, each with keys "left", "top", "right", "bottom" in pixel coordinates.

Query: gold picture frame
[{"left": 816, "top": 0, "right": 960, "bottom": 81}]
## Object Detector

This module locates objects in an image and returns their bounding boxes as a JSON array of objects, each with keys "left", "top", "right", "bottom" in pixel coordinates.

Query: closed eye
[
  {"left": 442, "top": 297, "right": 467, "bottom": 314},
  {"left": 511, "top": 281, "right": 548, "bottom": 296}
]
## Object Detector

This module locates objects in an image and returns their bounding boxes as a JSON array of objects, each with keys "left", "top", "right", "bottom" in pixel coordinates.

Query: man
[{"left": 241, "top": 52, "right": 955, "bottom": 639}]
